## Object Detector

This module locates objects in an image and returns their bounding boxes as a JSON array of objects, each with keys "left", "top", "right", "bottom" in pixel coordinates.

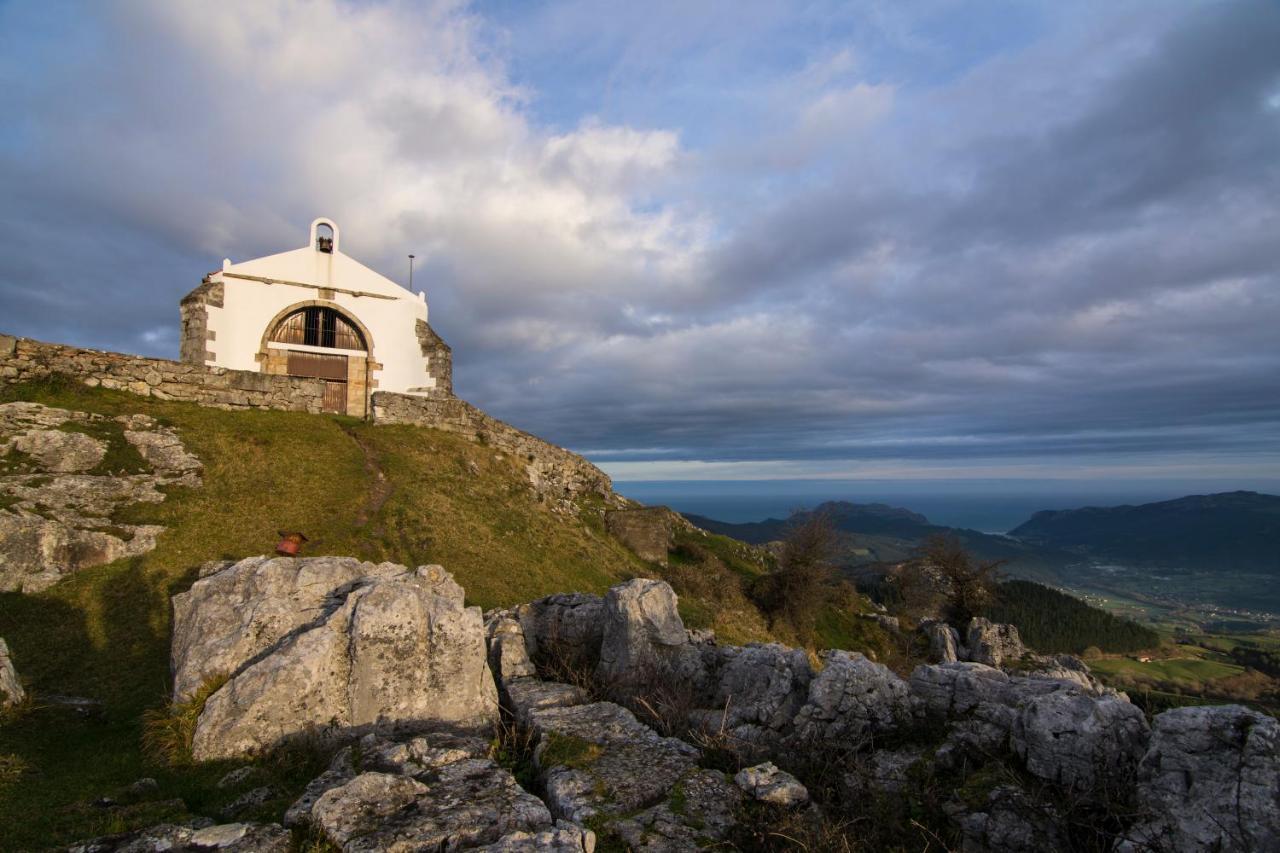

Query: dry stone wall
[
  {"left": 1, "top": 334, "right": 619, "bottom": 506},
  {"left": 1, "top": 335, "right": 329, "bottom": 413}
]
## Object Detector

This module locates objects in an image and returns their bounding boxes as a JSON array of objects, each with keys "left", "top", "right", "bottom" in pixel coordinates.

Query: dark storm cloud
[{"left": 2, "top": 0, "right": 1279, "bottom": 479}]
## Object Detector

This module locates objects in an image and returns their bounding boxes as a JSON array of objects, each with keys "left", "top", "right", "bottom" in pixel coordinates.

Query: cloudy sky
[{"left": 2, "top": 0, "right": 1279, "bottom": 486}]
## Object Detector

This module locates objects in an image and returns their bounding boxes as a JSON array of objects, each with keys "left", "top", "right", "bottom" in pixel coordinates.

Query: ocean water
[{"left": 611, "top": 479, "right": 1279, "bottom": 533}]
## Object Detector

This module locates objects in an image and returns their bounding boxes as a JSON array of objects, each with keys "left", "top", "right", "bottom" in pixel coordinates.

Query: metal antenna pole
[{"left": 408, "top": 254, "right": 416, "bottom": 290}]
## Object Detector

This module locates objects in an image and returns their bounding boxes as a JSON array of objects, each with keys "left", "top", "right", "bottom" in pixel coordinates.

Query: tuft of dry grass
[{"left": 140, "top": 673, "right": 228, "bottom": 766}]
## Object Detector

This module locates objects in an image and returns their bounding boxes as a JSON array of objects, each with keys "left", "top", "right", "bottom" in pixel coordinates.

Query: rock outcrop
[
  {"left": 177, "top": 558, "right": 497, "bottom": 760},
  {"left": 1123, "top": 704, "right": 1280, "bottom": 852},
  {"left": 788, "top": 650, "right": 911, "bottom": 750},
  {"left": 67, "top": 821, "right": 291, "bottom": 853},
  {"left": 0, "top": 637, "right": 24, "bottom": 708},
  {"left": 144, "top": 563, "right": 1273, "bottom": 852},
  {"left": 734, "top": 762, "right": 809, "bottom": 807},
  {"left": 921, "top": 619, "right": 961, "bottom": 663},
  {"left": 1010, "top": 683, "right": 1149, "bottom": 791},
  {"left": 964, "top": 617, "right": 1026, "bottom": 667},
  {"left": 598, "top": 578, "right": 703, "bottom": 686},
  {"left": 0, "top": 402, "right": 201, "bottom": 593}
]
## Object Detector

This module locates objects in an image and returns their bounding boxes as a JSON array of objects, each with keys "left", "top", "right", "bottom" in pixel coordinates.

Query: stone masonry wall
[
  {"left": 179, "top": 279, "right": 223, "bottom": 365},
  {"left": 1, "top": 334, "right": 329, "bottom": 413},
  {"left": 0, "top": 334, "right": 620, "bottom": 506},
  {"left": 371, "top": 391, "right": 619, "bottom": 505},
  {"left": 413, "top": 319, "right": 453, "bottom": 398}
]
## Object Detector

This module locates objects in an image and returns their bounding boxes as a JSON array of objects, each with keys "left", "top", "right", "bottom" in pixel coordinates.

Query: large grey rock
[
  {"left": 598, "top": 578, "right": 702, "bottom": 686},
  {"left": 10, "top": 428, "right": 106, "bottom": 472},
  {"left": 67, "top": 821, "right": 289, "bottom": 852},
  {"left": 0, "top": 637, "right": 24, "bottom": 708},
  {"left": 530, "top": 700, "right": 700, "bottom": 824},
  {"left": 920, "top": 619, "right": 961, "bottom": 664},
  {"left": 964, "top": 618, "right": 1025, "bottom": 667},
  {"left": 310, "top": 763, "right": 552, "bottom": 851},
  {"left": 0, "top": 403, "right": 200, "bottom": 593},
  {"left": 171, "top": 555, "right": 409, "bottom": 700},
  {"left": 1010, "top": 683, "right": 1149, "bottom": 791},
  {"left": 1022, "top": 653, "right": 1109, "bottom": 695},
  {"left": 734, "top": 762, "right": 809, "bottom": 807},
  {"left": 612, "top": 768, "right": 744, "bottom": 851},
  {"left": 472, "top": 822, "right": 597, "bottom": 852},
  {"left": 189, "top": 562, "right": 498, "bottom": 760},
  {"left": 517, "top": 592, "right": 604, "bottom": 667},
  {"left": 844, "top": 747, "right": 926, "bottom": 796},
  {"left": 485, "top": 609, "right": 537, "bottom": 683},
  {"left": 789, "top": 651, "right": 911, "bottom": 749},
  {"left": 910, "top": 662, "right": 1010, "bottom": 717},
  {"left": 0, "top": 513, "right": 163, "bottom": 594},
  {"left": 503, "top": 678, "right": 589, "bottom": 729},
  {"left": 690, "top": 643, "right": 812, "bottom": 747},
  {"left": 1123, "top": 705, "right": 1280, "bottom": 853},
  {"left": 950, "top": 786, "right": 1066, "bottom": 853}
]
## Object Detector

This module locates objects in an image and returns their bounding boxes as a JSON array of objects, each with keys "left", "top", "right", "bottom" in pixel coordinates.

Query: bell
[{"left": 275, "top": 531, "right": 309, "bottom": 556}]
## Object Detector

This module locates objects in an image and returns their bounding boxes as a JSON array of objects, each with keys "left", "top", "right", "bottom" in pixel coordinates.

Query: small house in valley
[{"left": 180, "top": 218, "right": 451, "bottom": 417}]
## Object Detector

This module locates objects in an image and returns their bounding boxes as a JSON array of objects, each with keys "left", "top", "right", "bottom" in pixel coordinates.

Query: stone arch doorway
[{"left": 258, "top": 301, "right": 380, "bottom": 416}]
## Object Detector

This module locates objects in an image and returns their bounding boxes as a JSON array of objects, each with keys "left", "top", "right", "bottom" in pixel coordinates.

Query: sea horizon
[{"left": 612, "top": 478, "right": 1280, "bottom": 533}]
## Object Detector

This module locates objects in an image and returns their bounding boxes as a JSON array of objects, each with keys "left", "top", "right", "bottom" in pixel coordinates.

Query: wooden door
[
  {"left": 286, "top": 351, "right": 349, "bottom": 414},
  {"left": 321, "top": 381, "right": 348, "bottom": 414}
]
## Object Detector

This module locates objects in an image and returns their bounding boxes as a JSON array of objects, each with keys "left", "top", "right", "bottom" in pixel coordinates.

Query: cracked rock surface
[{"left": 0, "top": 402, "right": 201, "bottom": 593}]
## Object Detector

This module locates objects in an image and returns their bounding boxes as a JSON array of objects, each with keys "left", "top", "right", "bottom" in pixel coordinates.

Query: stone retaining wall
[
  {"left": 0, "top": 333, "right": 618, "bottom": 505},
  {"left": 0, "top": 334, "right": 330, "bottom": 413},
  {"left": 371, "top": 391, "right": 617, "bottom": 504}
]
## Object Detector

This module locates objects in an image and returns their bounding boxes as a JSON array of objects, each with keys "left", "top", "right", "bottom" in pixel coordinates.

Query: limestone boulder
[
  {"left": 471, "top": 822, "right": 597, "bottom": 852},
  {"left": 67, "top": 821, "right": 290, "bottom": 853},
  {"left": 529, "top": 700, "right": 700, "bottom": 824},
  {"left": 597, "top": 578, "right": 704, "bottom": 687},
  {"left": 187, "top": 562, "right": 497, "bottom": 760},
  {"left": 690, "top": 643, "right": 812, "bottom": 748},
  {"left": 10, "top": 428, "right": 106, "bottom": 472},
  {"left": 964, "top": 618, "right": 1025, "bottom": 667},
  {"left": 0, "top": 513, "right": 162, "bottom": 594},
  {"left": 503, "top": 678, "right": 590, "bottom": 729},
  {"left": 612, "top": 768, "right": 743, "bottom": 851},
  {"left": 0, "top": 637, "right": 24, "bottom": 708},
  {"left": 950, "top": 785, "right": 1066, "bottom": 853},
  {"left": 1010, "top": 682, "right": 1149, "bottom": 791},
  {"left": 734, "top": 762, "right": 809, "bottom": 807},
  {"left": 920, "top": 619, "right": 961, "bottom": 664},
  {"left": 0, "top": 402, "right": 200, "bottom": 593},
  {"left": 789, "top": 650, "right": 911, "bottom": 749},
  {"left": 485, "top": 609, "right": 537, "bottom": 684},
  {"left": 910, "top": 662, "right": 1010, "bottom": 718},
  {"left": 517, "top": 592, "right": 604, "bottom": 667},
  {"left": 1123, "top": 705, "right": 1279, "bottom": 852},
  {"left": 171, "top": 555, "right": 410, "bottom": 699},
  {"left": 310, "top": 763, "right": 551, "bottom": 851},
  {"left": 1022, "top": 653, "right": 1109, "bottom": 695}
]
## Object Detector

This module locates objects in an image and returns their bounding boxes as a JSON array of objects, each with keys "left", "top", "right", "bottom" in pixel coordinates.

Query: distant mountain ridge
[
  {"left": 1008, "top": 490, "right": 1280, "bottom": 573},
  {"left": 684, "top": 500, "right": 1069, "bottom": 582}
]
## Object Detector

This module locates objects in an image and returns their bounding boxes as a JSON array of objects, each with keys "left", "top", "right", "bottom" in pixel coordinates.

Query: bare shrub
[{"left": 752, "top": 512, "right": 840, "bottom": 644}]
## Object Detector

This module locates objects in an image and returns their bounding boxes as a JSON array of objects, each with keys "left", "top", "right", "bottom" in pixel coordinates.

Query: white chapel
[{"left": 180, "top": 218, "right": 451, "bottom": 417}]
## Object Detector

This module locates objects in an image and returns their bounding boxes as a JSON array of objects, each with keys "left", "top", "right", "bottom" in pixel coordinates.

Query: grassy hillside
[{"left": 0, "top": 378, "right": 790, "bottom": 848}]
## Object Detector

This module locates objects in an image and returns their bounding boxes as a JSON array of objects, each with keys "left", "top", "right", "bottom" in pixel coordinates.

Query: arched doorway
[{"left": 260, "top": 302, "right": 377, "bottom": 415}]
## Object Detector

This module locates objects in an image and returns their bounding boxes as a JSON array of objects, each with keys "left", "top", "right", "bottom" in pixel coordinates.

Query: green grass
[
  {"left": 1088, "top": 656, "right": 1245, "bottom": 682},
  {"left": 0, "top": 378, "right": 653, "bottom": 848},
  {"left": 538, "top": 732, "right": 603, "bottom": 770}
]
